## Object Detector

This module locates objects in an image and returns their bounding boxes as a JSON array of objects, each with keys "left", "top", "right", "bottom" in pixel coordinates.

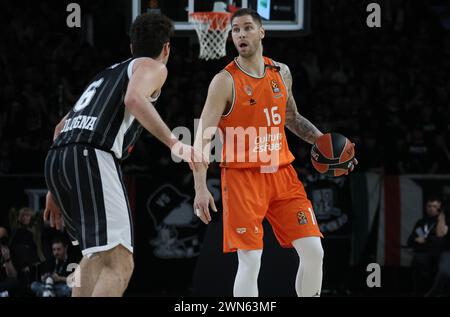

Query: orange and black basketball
[{"left": 311, "top": 133, "right": 355, "bottom": 177}]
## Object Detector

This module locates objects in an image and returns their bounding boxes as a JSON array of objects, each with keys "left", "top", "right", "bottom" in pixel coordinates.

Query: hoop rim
[
  {"left": 190, "top": 12, "right": 232, "bottom": 19},
  {"left": 189, "top": 12, "right": 232, "bottom": 60},
  {"left": 190, "top": 12, "right": 231, "bottom": 29}
]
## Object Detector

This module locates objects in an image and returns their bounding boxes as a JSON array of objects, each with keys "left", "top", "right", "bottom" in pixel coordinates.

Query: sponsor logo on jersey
[
  {"left": 61, "top": 115, "right": 98, "bottom": 133},
  {"left": 271, "top": 80, "right": 280, "bottom": 93},
  {"left": 236, "top": 228, "right": 247, "bottom": 234},
  {"left": 274, "top": 93, "right": 284, "bottom": 99},
  {"left": 297, "top": 211, "right": 308, "bottom": 225},
  {"left": 253, "top": 133, "right": 283, "bottom": 153}
]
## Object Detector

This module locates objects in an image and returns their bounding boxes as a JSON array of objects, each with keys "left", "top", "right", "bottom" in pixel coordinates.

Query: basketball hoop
[{"left": 190, "top": 12, "right": 231, "bottom": 61}]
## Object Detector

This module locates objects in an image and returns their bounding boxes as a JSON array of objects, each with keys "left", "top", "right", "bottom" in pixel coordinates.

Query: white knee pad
[
  {"left": 234, "top": 250, "right": 263, "bottom": 297},
  {"left": 293, "top": 237, "right": 324, "bottom": 263},
  {"left": 293, "top": 237, "right": 324, "bottom": 297},
  {"left": 237, "top": 250, "right": 263, "bottom": 273}
]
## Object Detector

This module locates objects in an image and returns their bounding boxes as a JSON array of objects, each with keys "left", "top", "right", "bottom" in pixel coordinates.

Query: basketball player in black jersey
[{"left": 43, "top": 13, "right": 205, "bottom": 297}]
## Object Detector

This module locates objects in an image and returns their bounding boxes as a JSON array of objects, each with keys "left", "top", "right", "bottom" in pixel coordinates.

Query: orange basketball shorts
[{"left": 221, "top": 164, "right": 323, "bottom": 253}]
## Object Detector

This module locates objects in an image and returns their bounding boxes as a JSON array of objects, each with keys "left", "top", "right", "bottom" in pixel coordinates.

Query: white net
[{"left": 190, "top": 12, "right": 231, "bottom": 61}]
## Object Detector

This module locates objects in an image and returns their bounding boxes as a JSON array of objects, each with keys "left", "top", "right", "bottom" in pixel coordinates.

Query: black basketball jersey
[{"left": 53, "top": 58, "right": 159, "bottom": 161}]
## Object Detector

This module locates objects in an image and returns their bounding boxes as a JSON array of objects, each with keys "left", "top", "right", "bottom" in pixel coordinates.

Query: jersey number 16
[{"left": 263, "top": 106, "right": 282, "bottom": 126}]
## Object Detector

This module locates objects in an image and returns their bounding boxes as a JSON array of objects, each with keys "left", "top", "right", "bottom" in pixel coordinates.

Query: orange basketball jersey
[{"left": 219, "top": 57, "right": 295, "bottom": 169}]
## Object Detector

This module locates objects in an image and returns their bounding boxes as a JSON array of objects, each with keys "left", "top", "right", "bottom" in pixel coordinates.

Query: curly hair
[{"left": 130, "top": 13, "right": 174, "bottom": 58}]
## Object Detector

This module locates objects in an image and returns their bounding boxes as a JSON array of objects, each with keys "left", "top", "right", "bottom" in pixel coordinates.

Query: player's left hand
[
  {"left": 193, "top": 188, "right": 217, "bottom": 224},
  {"left": 170, "top": 141, "right": 209, "bottom": 171},
  {"left": 44, "top": 191, "right": 64, "bottom": 230},
  {"left": 345, "top": 143, "right": 358, "bottom": 175}
]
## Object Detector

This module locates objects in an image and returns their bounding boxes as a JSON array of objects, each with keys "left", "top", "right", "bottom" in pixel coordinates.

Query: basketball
[{"left": 311, "top": 133, "right": 355, "bottom": 177}]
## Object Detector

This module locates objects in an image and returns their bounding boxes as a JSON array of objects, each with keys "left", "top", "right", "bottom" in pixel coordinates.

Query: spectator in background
[
  {"left": 0, "top": 227, "right": 20, "bottom": 297},
  {"left": 399, "top": 128, "right": 439, "bottom": 174},
  {"left": 9, "top": 208, "right": 43, "bottom": 284},
  {"left": 31, "top": 238, "right": 72, "bottom": 297},
  {"left": 425, "top": 206, "right": 450, "bottom": 296},
  {"left": 408, "top": 197, "right": 445, "bottom": 295}
]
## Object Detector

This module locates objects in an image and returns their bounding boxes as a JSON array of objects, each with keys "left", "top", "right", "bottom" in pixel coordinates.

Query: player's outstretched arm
[
  {"left": 192, "top": 72, "right": 231, "bottom": 224},
  {"left": 279, "top": 63, "right": 323, "bottom": 144},
  {"left": 125, "top": 58, "right": 205, "bottom": 170},
  {"left": 124, "top": 58, "right": 173, "bottom": 146}
]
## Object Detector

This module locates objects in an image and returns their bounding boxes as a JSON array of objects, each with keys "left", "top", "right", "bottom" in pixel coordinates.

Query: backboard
[{"left": 132, "top": 0, "right": 308, "bottom": 32}]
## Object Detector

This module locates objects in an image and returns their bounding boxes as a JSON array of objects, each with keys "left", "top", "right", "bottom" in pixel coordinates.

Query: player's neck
[{"left": 236, "top": 54, "right": 265, "bottom": 77}]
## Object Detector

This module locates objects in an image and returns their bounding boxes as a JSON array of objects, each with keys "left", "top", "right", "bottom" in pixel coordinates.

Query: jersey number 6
[{"left": 73, "top": 78, "right": 104, "bottom": 113}]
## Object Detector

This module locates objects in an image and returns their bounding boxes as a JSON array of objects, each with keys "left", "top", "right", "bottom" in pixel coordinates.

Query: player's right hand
[
  {"left": 344, "top": 143, "right": 358, "bottom": 175},
  {"left": 193, "top": 189, "right": 218, "bottom": 224},
  {"left": 44, "top": 191, "right": 64, "bottom": 231}
]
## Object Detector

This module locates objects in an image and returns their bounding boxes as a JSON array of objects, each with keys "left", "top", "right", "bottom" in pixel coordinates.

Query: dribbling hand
[{"left": 344, "top": 143, "right": 359, "bottom": 175}]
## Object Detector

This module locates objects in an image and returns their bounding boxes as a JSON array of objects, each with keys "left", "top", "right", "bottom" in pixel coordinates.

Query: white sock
[
  {"left": 233, "top": 249, "right": 263, "bottom": 297},
  {"left": 293, "top": 237, "right": 324, "bottom": 297}
]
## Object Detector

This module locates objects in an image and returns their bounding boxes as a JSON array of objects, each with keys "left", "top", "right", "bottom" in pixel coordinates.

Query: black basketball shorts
[{"left": 44, "top": 144, "right": 133, "bottom": 256}]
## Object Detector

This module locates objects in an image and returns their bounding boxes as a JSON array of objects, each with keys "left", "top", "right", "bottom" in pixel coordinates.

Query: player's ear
[
  {"left": 260, "top": 27, "right": 265, "bottom": 40},
  {"left": 160, "top": 42, "right": 170, "bottom": 64},
  {"left": 163, "top": 42, "right": 171, "bottom": 57}
]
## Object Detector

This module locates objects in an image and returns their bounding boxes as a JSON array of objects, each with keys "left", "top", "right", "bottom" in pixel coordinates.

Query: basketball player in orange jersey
[{"left": 192, "top": 8, "right": 356, "bottom": 297}]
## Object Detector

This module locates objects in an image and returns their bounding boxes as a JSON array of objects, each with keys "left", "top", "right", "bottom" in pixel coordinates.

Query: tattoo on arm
[{"left": 280, "top": 63, "right": 323, "bottom": 144}]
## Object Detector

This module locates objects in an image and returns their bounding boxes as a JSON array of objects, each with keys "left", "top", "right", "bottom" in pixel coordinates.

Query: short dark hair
[
  {"left": 52, "top": 237, "right": 67, "bottom": 248},
  {"left": 427, "top": 196, "right": 442, "bottom": 204},
  {"left": 231, "top": 8, "right": 263, "bottom": 27},
  {"left": 130, "top": 13, "right": 174, "bottom": 58}
]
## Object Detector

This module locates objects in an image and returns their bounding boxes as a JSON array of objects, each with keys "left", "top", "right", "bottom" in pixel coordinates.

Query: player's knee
[
  {"left": 98, "top": 245, "right": 134, "bottom": 277},
  {"left": 309, "top": 241, "right": 324, "bottom": 263},
  {"left": 113, "top": 246, "right": 134, "bottom": 277},
  {"left": 293, "top": 237, "right": 324, "bottom": 265},
  {"left": 124, "top": 255, "right": 134, "bottom": 280},
  {"left": 116, "top": 261, "right": 133, "bottom": 289},
  {"left": 314, "top": 246, "right": 324, "bottom": 267},
  {"left": 237, "top": 250, "right": 262, "bottom": 274}
]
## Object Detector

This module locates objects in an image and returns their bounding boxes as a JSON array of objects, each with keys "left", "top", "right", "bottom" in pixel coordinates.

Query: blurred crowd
[
  {"left": 0, "top": 207, "right": 81, "bottom": 297},
  {"left": 0, "top": 0, "right": 449, "bottom": 176},
  {"left": 0, "top": 0, "right": 450, "bottom": 297}
]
